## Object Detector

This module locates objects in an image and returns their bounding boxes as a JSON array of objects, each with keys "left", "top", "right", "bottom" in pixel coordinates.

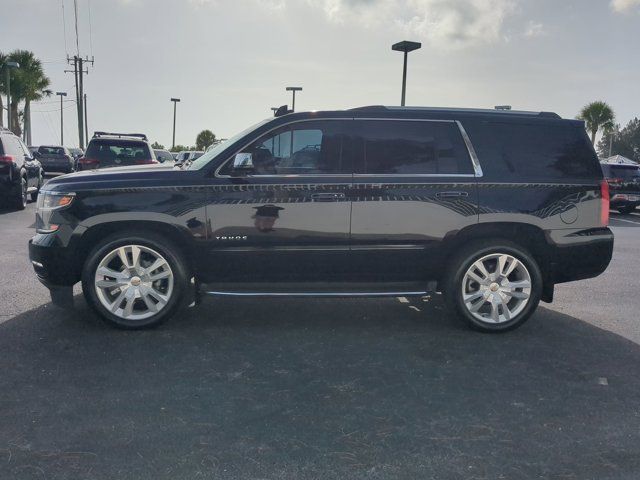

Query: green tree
[
  {"left": 578, "top": 101, "right": 615, "bottom": 145},
  {"left": 597, "top": 118, "right": 640, "bottom": 162},
  {"left": 0, "top": 51, "right": 6, "bottom": 128},
  {"left": 151, "top": 141, "right": 165, "bottom": 149},
  {"left": 170, "top": 144, "right": 189, "bottom": 153},
  {"left": 195, "top": 129, "right": 216, "bottom": 150}
]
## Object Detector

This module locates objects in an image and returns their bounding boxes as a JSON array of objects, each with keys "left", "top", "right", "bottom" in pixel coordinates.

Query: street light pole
[
  {"left": 285, "top": 87, "right": 302, "bottom": 112},
  {"left": 170, "top": 98, "right": 180, "bottom": 149},
  {"left": 56, "top": 92, "right": 67, "bottom": 145},
  {"left": 391, "top": 41, "right": 421, "bottom": 107},
  {"left": 5, "top": 61, "right": 20, "bottom": 132}
]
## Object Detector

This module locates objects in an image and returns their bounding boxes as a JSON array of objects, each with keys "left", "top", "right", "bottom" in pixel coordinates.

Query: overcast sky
[{"left": 3, "top": 0, "right": 640, "bottom": 148}]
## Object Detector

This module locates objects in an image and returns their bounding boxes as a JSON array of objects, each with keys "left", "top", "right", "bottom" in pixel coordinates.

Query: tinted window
[
  {"left": 2, "top": 135, "right": 23, "bottom": 157},
  {"left": 464, "top": 121, "right": 602, "bottom": 181},
  {"left": 38, "top": 146, "right": 66, "bottom": 155},
  {"left": 222, "top": 120, "right": 352, "bottom": 175},
  {"left": 602, "top": 165, "right": 640, "bottom": 180},
  {"left": 85, "top": 139, "right": 152, "bottom": 167},
  {"left": 353, "top": 120, "right": 473, "bottom": 175}
]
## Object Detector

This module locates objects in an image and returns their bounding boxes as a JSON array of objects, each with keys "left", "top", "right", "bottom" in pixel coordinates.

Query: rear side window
[
  {"left": 464, "top": 121, "right": 602, "bottom": 182},
  {"left": 86, "top": 140, "right": 152, "bottom": 166},
  {"left": 353, "top": 120, "right": 473, "bottom": 175}
]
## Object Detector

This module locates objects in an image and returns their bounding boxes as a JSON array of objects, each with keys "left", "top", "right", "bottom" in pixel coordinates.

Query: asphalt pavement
[{"left": 1, "top": 198, "right": 640, "bottom": 479}]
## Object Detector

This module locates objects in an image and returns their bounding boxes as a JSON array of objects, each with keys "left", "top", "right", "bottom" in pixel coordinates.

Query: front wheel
[
  {"left": 81, "top": 232, "right": 191, "bottom": 329},
  {"left": 443, "top": 239, "right": 542, "bottom": 333},
  {"left": 30, "top": 172, "right": 44, "bottom": 202},
  {"left": 15, "top": 176, "right": 28, "bottom": 210}
]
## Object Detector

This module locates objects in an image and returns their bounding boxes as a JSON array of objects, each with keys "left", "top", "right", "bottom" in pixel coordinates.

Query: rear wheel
[
  {"left": 82, "top": 232, "right": 191, "bottom": 329},
  {"left": 14, "top": 176, "right": 27, "bottom": 210},
  {"left": 443, "top": 239, "right": 542, "bottom": 333}
]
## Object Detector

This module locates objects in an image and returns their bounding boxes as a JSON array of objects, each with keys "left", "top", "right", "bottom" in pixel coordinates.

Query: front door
[
  {"left": 202, "top": 119, "right": 354, "bottom": 283},
  {"left": 349, "top": 118, "right": 479, "bottom": 282}
]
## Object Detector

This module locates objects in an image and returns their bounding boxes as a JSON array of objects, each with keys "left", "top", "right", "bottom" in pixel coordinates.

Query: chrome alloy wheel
[
  {"left": 94, "top": 245, "right": 174, "bottom": 321},
  {"left": 461, "top": 253, "right": 532, "bottom": 324}
]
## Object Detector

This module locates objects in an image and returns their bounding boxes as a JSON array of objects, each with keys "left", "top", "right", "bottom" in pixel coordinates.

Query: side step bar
[{"left": 199, "top": 281, "right": 435, "bottom": 298}]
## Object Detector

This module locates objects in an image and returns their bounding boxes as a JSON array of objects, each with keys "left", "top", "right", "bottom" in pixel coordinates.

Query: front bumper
[{"left": 29, "top": 236, "right": 80, "bottom": 287}]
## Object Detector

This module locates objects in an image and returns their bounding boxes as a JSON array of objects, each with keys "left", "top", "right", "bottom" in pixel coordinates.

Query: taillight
[
  {"left": 79, "top": 157, "right": 99, "bottom": 168},
  {"left": 600, "top": 180, "right": 610, "bottom": 227},
  {"left": 134, "top": 159, "right": 159, "bottom": 165},
  {"left": 0, "top": 155, "right": 15, "bottom": 164}
]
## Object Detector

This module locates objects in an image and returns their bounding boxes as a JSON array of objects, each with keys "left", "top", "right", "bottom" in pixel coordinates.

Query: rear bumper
[{"left": 547, "top": 228, "right": 614, "bottom": 284}]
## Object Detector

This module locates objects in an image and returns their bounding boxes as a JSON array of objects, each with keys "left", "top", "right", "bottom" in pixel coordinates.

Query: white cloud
[
  {"left": 524, "top": 21, "right": 546, "bottom": 38},
  {"left": 611, "top": 0, "right": 640, "bottom": 12},
  {"left": 306, "top": 0, "right": 517, "bottom": 49}
]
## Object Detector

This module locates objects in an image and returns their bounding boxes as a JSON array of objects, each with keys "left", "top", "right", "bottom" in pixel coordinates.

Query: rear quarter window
[{"left": 463, "top": 120, "right": 602, "bottom": 182}]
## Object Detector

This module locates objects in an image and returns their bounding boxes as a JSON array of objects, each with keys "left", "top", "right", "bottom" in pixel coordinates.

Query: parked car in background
[
  {"left": 1, "top": 127, "right": 43, "bottom": 210},
  {"left": 77, "top": 132, "right": 158, "bottom": 170},
  {"left": 28, "top": 145, "right": 39, "bottom": 155},
  {"left": 30, "top": 106, "right": 613, "bottom": 332},
  {"left": 601, "top": 157, "right": 640, "bottom": 214},
  {"left": 154, "top": 149, "right": 174, "bottom": 163},
  {"left": 174, "top": 150, "right": 204, "bottom": 164},
  {"left": 35, "top": 145, "right": 76, "bottom": 174}
]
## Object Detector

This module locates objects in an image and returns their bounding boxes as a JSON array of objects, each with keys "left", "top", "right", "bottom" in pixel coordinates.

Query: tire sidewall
[
  {"left": 446, "top": 241, "right": 542, "bottom": 333},
  {"left": 81, "top": 232, "right": 190, "bottom": 329}
]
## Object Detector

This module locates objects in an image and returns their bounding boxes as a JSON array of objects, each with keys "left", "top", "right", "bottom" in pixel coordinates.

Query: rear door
[
  {"left": 349, "top": 118, "right": 480, "bottom": 281},
  {"left": 202, "top": 119, "right": 355, "bottom": 282}
]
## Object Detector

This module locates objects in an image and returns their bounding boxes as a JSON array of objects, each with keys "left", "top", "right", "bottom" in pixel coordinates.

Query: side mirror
[{"left": 233, "top": 152, "right": 253, "bottom": 170}]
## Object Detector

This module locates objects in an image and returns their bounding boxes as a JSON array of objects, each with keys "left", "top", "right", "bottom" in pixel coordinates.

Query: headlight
[{"left": 37, "top": 191, "right": 76, "bottom": 211}]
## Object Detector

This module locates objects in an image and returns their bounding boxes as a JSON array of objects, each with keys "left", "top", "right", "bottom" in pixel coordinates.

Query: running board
[{"left": 199, "top": 281, "right": 433, "bottom": 298}]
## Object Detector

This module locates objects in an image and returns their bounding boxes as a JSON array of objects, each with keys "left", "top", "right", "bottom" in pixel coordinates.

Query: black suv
[
  {"left": 77, "top": 132, "right": 158, "bottom": 170},
  {"left": 29, "top": 107, "right": 613, "bottom": 332},
  {"left": 35, "top": 145, "right": 76, "bottom": 174},
  {"left": 601, "top": 159, "right": 640, "bottom": 214},
  {"left": 1, "top": 127, "right": 43, "bottom": 210}
]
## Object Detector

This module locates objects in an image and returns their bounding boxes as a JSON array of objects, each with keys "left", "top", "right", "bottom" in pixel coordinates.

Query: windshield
[{"left": 187, "top": 118, "right": 272, "bottom": 170}]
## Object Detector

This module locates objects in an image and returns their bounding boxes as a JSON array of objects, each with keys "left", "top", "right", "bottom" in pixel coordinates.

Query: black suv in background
[
  {"left": 29, "top": 106, "right": 613, "bottom": 332},
  {"left": 0, "top": 127, "right": 43, "bottom": 210},
  {"left": 77, "top": 132, "right": 158, "bottom": 170},
  {"left": 601, "top": 159, "right": 640, "bottom": 214},
  {"left": 35, "top": 145, "right": 76, "bottom": 174}
]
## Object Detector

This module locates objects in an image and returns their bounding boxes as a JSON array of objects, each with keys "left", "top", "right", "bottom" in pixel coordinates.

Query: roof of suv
[{"left": 349, "top": 105, "right": 562, "bottom": 119}]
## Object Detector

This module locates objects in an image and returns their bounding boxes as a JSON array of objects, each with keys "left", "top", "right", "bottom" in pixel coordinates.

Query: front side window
[
  {"left": 221, "top": 120, "right": 352, "bottom": 176},
  {"left": 352, "top": 120, "right": 473, "bottom": 175}
]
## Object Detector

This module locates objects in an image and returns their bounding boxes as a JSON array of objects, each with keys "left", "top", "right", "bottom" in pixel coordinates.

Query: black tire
[
  {"left": 443, "top": 239, "right": 543, "bottom": 333},
  {"left": 14, "top": 176, "right": 27, "bottom": 210},
  {"left": 30, "top": 172, "right": 43, "bottom": 202},
  {"left": 618, "top": 206, "right": 636, "bottom": 215},
  {"left": 81, "top": 231, "right": 191, "bottom": 329}
]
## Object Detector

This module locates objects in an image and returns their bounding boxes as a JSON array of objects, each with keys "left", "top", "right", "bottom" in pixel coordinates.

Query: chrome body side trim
[
  {"left": 455, "top": 120, "right": 483, "bottom": 178},
  {"left": 203, "top": 290, "right": 428, "bottom": 298}
]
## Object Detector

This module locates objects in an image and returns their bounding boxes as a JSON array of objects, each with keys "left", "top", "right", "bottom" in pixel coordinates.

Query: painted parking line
[{"left": 610, "top": 216, "right": 640, "bottom": 226}]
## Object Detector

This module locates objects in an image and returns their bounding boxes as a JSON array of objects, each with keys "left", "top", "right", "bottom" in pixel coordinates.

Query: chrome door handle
[
  {"left": 311, "top": 193, "right": 345, "bottom": 201},
  {"left": 435, "top": 191, "right": 468, "bottom": 199}
]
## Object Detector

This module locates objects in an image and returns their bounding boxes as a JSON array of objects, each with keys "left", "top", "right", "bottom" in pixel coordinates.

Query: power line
[
  {"left": 73, "top": 0, "right": 80, "bottom": 56},
  {"left": 61, "top": 0, "right": 68, "bottom": 56},
  {"left": 87, "top": 0, "right": 94, "bottom": 58},
  {"left": 32, "top": 103, "right": 78, "bottom": 113}
]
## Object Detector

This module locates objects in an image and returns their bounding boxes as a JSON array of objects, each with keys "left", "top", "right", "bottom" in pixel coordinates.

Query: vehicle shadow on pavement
[{"left": 1, "top": 296, "right": 640, "bottom": 480}]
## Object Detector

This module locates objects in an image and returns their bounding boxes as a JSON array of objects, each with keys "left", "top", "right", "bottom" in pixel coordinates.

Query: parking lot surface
[{"left": 2, "top": 199, "right": 640, "bottom": 479}]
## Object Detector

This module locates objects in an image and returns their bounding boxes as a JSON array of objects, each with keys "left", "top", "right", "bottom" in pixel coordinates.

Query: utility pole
[
  {"left": 171, "top": 98, "right": 180, "bottom": 149},
  {"left": 56, "top": 92, "right": 67, "bottom": 145},
  {"left": 84, "top": 93, "right": 88, "bottom": 146},
  {"left": 65, "top": 55, "right": 94, "bottom": 148}
]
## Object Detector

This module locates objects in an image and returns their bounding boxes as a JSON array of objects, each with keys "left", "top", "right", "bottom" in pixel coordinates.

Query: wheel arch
[
  {"left": 444, "top": 222, "right": 554, "bottom": 302},
  {"left": 72, "top": 220, "right": 197, "bottom": 279}
]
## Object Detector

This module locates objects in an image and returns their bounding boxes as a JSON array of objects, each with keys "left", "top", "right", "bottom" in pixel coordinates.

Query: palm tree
[
  {"left": 196, "top": 129, "right": 217, "bottom": 150},
  {"left": 578, "top": 101, "right": 615, "bottom": 145},
  {"left": 0, "top": 51, "right": 7, "bottom": 128},
  {"left": 6, "top": 50, "right": 51, "bottom": 139}
]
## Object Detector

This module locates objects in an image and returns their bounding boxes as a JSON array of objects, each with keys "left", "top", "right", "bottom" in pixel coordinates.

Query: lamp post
[
  {"left": 170, "top": 98, "right": 180, "bottom": 149},
  {"left": 4, "top": 61, "right": 20, "bottom": 131},
  {"left": 270, "top": 107, "right": 279, "bottom": 116},
  {"left": 285, "top": 87, "right": 302, "bottom": 112},
  {"left": 56, "top": 92, "right": 67, "bottom": 145},
  {"left": 391, "top": 41, "right": 421, "bottom": 107}
]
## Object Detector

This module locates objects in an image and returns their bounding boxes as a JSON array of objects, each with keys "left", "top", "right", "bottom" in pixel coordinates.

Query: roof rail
[
  {"left": 93, "top": 131, "right": 148, "bottom": 141},
  {"left": 349, "top": 105, "right": 561, "bottom": 119}
]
